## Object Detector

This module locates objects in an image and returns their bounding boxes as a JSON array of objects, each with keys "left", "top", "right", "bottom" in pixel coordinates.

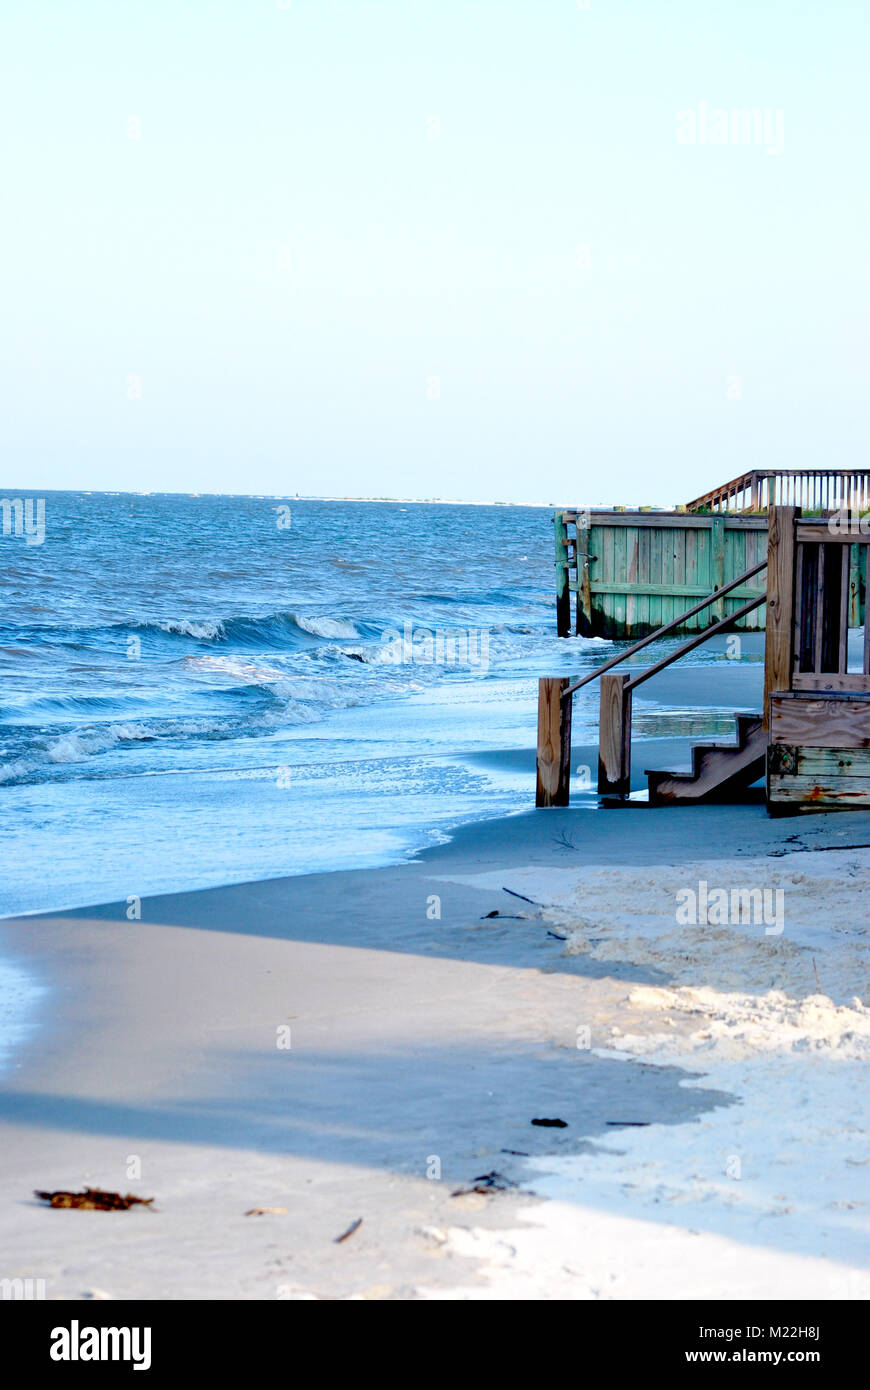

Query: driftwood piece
[
  {"left": 34, "top": 1186, "right": 154, "bottom": 1211},
  {"left": 334, "top": 1217, "right": 363, "bottom": 1244},
  {"left": 451, "top": 1171, "right": 517, "bottom": 1197}
]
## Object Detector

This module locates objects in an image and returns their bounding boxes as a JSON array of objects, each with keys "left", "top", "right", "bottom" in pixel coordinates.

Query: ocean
[{"left": 0, "top": 491, "right": 757, "bottom": 919}]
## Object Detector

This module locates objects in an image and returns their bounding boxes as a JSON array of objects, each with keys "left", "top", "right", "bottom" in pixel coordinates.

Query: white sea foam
[
  {"left": 155, "top": 618, "right": 226, "bottom": 639},
  {"left": 293, "top": 614, "right": 360, "bottom": 639},
  {"left": 45, "top": 723, "right": 155, "bottom": 764},
  {"left": 185, "top": 655, "right": 290, "bottom": 684}
]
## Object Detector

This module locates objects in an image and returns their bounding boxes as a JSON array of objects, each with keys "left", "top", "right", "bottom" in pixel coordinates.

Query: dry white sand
[{"left": 1, "top": 804, "right": 869, "bottom": 1300}]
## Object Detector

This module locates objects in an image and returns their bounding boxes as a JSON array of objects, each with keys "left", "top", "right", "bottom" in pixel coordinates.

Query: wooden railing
[
  {"left": 536, "top": 560, "right": 767, "bottom": 805},
  {"left": 686, "top": 469, "right": 870, "bottom": 514},
  {"left": 789, "top": 517, "right": 870, "bottom": 692}
]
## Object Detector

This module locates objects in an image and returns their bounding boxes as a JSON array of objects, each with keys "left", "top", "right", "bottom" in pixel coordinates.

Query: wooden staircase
[{"left": 646, "top": 713, "right": 767, "bottom": 805}]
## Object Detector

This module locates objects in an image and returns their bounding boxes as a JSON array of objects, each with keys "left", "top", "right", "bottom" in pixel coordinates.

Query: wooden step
[{"left": 646, "top": 713, "right": 767, "bottom": 805}]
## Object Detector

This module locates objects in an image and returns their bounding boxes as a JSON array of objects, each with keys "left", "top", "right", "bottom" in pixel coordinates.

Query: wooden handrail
[
  {"left": 592, "top": 587, "right": 767, "bottom": 798},
  {"left": 537, "top": 567, "right": 768, "bottom": 805},
  {"left": 686, "top": 468, "right": 870, "bottom": 514},
  {"left": 560, "top": 559, "right": 767, "bottom": 700},
  {"left": 685, "top": 469, "right": 756, "bottom": 511},
  {"left": 624, "top": 593, "right": 767, "bottom": 692}
]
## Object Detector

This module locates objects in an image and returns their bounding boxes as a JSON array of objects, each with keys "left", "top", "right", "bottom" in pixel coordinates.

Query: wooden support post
[
  {"left": 598, "top": 672, "right": 632, "bottom": 795},
  {"left": 763, "top": 505, "right": 798, "bottom": 729},
  {"left": 849, "top": 542, "right": 862, "bottom": 629},
  {"left": 536, "top": 678, "right": 572, "bottom": 806},
  {"left": 711, "top": 515, "right": 726, "bottom": 622},
  {"left": 576, "top": 510, "right": 594, "bottom": 636},
  {"left": 555, "top": 513, "right": 571, "bottom": 637}
]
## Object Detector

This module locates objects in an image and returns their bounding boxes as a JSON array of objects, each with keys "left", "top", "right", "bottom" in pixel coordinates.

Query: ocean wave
[
  {"left": 292, "top": 614, "right": 360, "bottom": 640},
  {"left": 184, "top": 655, "right": 373, "bottom": 711},
  {"left": 44, "top": 723, "right": 156, "bottom": 764},
  {"left": 140, "top": 610, "right": 362, "bottom": 647},
  {"left": 0, "top": 717, "right": 229, "bottom": 784},
  {"left": 155, "top": 618, "right": 227, "bottom": 639},
  {"left": 0, "top": 722, "right": 157, "bottom": 783},
  {"left": 0, "top": 609, "right": 366, "bottom": 652},
  {"left": 185, "top": 655, "right": 294, "bottom": 684}
]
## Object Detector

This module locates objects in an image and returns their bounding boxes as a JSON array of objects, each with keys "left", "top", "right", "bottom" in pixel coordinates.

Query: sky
[{"left": 1, "top": 0, "right": 868, "bottom": 505}]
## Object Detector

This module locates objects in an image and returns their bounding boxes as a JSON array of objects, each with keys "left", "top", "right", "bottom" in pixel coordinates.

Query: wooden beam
[
  {"left": 763, "top": 506, "right": 798, "bottom": 728},
  {"left": 711, "top": 515, "right": 726, "bottom": 621},
  {"left": 838, "top": 544, "right": 850, "bottom": 673},
  {"left": 792, "top": 672, "right": 870, "bottom": 692},
  {"left": 582, "top": 581, "right": 765, "bottom": 598},
  {"left": 554, "top": 513, "right": 572, "bottom": 637},
  {"left": 536, "top": 677, "right": 572, "bottom": 806},
  {"left": 598, "top": 672, "right": 632, "bottom": 796},
  {"left": 576, "top": 511, "right": 594, "bottom": 636}
]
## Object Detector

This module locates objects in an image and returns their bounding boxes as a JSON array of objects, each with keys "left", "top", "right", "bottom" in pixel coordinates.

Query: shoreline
[
  {"left": 0, "top": 730, "right": 747, "bottom": 923},
  {"left": 2, "top": 800, "right": 870, "bottom": 1298}
]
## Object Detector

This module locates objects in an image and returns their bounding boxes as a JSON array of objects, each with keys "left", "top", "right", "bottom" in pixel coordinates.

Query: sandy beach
[{"left": 3, "top": 798, "right": 869, "bottom": 1301}]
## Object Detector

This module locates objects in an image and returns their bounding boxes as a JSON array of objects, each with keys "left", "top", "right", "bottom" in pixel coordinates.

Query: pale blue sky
[{"left": 2, "top": 1, "right": 867, "bottom": 504}]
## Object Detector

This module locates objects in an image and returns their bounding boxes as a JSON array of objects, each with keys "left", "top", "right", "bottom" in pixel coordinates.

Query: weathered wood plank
[
  {"left": 598, "top": 673, "right": 631, "bottom": 795},
  {"left": 812, "top": 540, "right": 826, "bottom": 672},
  {"left": 791, "top": 672, "right": 870, "bottom": 692},
  {"left": 711, "top": 515, "right": 726, "bottom": 622},
  {"left": 839, "top": 543, "right": 850, "bottom": 672},
  {"left": 586, "top": 581, "right": 766, "bottom": 598},
  {"left": 536, "top": 678, "right": 572, "bottom": 806},
  {"left": 554, "top": 513, "right": 571, "bottom": 637},
  {"left": 763, "top": 506, "right": 798, "bottom": 727},
  {"left": 576, "top": 510, "right": 593, "bottom": 636},
  {"left": 791, "top": 747, "right": 870, "bottom": 776},
  {"left": 768, "top": 774, "right": 870, "bottom": 807},
  {"left": 769, "top": 693, "right": 870, "bottom": 747},
  {"left": 575, "top": 512, "right": 770, "bottom": 529}
]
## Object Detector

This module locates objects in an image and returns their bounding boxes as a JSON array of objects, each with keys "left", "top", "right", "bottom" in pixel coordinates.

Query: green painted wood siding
[{"left": 567, "top": 511, "right": 769, "bottom": 639}]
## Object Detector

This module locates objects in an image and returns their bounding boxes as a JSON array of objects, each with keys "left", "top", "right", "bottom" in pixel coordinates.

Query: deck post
[
  {"left": 555, "top": 512, "right": 572, "bottom": 637},
  {"left": 576, "top": 509, "right": 594, "bottom": 636},
  {"left": 849, "top": 542, "right": 862, "bottom": 629},
  {"left": 536, "top": 678, "right": 572, "bottom": 806},
  {"left": 763, "top": 505, "right": 798, "bottom": 728},
  {"left": 711, "top": 515, "right": 726, "bottom": 621},
  {"left": 598, "top": 672, "right": 632, "bottom": 795}
]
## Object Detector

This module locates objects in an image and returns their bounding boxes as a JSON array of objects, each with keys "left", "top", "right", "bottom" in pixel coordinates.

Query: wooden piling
[
  {"left": 598, "top": 672, "right": 632, "bottom": 795},
  {"left": 711, "top": 515, "right": 726, "bottom": 622},
  {"left": 576, "top": 511, "right": 594, "bottom": 636},
  {"left": 536, "top": 678, "right": 572, "bottom": 806},
  {"left": 555, "top": 513, "right": 571, "bottom": 637}
]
